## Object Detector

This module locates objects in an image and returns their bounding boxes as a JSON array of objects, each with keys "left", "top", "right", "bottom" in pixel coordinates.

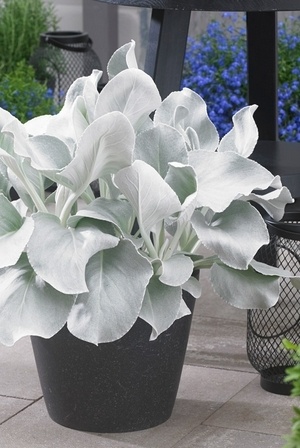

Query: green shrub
[
  {"left": 0, "top": 61, "right": 58, "bottom": 122},
  {"left": 282, "top": 339, "right": 300, "bottom": 448},
  {"left": 0, "top": 0, "right": 59, "bottom": 75}
]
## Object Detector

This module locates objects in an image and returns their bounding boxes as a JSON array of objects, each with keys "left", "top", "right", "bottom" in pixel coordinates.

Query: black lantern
[
  {"left": 31, "top": 31, "right": 102, "bottom": 105},
  {"left": 247, "top": 211, "right": 300, "bottom": 395}
]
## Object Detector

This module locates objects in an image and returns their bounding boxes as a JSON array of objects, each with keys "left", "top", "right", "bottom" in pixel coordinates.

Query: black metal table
[{"left": 94, "top": 0, "right": 300, "bottom": 198}]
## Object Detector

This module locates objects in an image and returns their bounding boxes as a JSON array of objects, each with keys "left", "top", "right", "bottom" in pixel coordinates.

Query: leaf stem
[
  {"left": 22, "top": 175, "right": 48, "bottom": 213},
  {"left": 163, "top": 223, "right": 185, "bottom": 261},
  {"left": 59, "top": 191, "right": 78, "bottom": 226},
  {"left": 139, "top": 222, "right": 158, "bottom": 259},
  {"left": 193, "top": 255, "right": 220, "bottom": 269}
]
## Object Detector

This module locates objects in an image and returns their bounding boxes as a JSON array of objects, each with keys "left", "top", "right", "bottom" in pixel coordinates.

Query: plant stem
[
  {"left": 163, "top": 223, "right": 185, "bottom": 261},
  {"left": 193, "top": 255, "right": 220, "bottom": 269},
  {"left": 59, "top": 191, "right": 78, "bottom": 226},
  {"left": 138, "top": 222, "right": 157, "bottom": 259}
]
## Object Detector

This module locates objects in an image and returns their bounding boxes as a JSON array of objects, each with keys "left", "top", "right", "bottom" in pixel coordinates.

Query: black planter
[
  {"left": 31, "top": 294, "right": 195, "bottom": 433},
  {"left": 247, "top": 211, "right": 300, "bottom": 395}
]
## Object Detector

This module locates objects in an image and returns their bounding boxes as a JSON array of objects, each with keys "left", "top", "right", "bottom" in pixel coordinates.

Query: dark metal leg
[
  {"left": 247, "top": 11, "right": 278, "bottom": 141},
  {"left": 144, "top": 9, "right": 191, "bottom": 99}
]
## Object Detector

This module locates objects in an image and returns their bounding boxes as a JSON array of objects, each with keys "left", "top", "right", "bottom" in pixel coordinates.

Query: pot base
[{"left": 31, "top": 296, "right": 195, "bottom": 433}]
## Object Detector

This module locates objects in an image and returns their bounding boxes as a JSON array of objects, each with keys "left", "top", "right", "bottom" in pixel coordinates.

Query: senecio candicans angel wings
[{"left": 0, "top": 41, "right": 298, "bottom": 346}]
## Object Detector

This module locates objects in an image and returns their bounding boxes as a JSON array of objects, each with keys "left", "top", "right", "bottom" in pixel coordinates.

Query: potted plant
[{"left": 0, "top": 41, "right": 298, "bottom": 433}]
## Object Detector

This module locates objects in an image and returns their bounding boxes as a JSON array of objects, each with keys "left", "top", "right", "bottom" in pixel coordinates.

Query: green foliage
[
  {"left": 0, "top": 61, "right": 58, "bottom": 122},
  {"left": 282, "top": 339, "right": 300, "bottom": 448},
  {"left": 0, "top": 0, "right": 59, "bottom": 75}
]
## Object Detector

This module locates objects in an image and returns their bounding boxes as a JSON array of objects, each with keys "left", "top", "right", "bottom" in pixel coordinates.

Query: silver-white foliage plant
[{"left": 0, "top": 41, "right": 297, "bottom": 345}]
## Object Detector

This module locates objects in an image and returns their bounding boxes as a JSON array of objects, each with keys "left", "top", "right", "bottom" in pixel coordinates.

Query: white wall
[{"left": 46, "top": 0, "right": 83, "bottom": 31}]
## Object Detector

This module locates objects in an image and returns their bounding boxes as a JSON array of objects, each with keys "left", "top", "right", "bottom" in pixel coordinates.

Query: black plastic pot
[{"left": 31, "top": 293, "right": 195, "bottom": 433}]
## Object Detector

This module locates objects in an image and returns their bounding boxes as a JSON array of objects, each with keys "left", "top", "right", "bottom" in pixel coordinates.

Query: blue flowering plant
[
  {"left": 0, "top": 61, "right": 57, "bottom": 123},
  {"left": 183, "top": 13, "right": 300, "bottom": 141},
  {"left": 0, "top": 41, "right": 298, "bottom": 346}
]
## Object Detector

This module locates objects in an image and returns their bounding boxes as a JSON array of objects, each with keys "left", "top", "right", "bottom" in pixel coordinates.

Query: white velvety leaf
[
  {"left": 211, "top": 262, "right": 280, "bottom": 309},
  {"left": 164, "top": 163, "right": 198, "bottom": 232},
  {"left": 67, "top": 239, "right": 153, "bottom": 344},
  {"left": 27, "top": 213, "right": 119, "bottom": 294},
  {"left": 159, "top": 255, "right": 194, "bottom": 286},
  {"left": 12, "top": 199, "right": 28, "bottom": 217},
  {"left": 107, "top": 40, "right": 138, "bottom": 79},
  {"left": 24, "top": 115, "right": 52, "bottom": 135},
  {"left": 58, "top": 69, "right": 102, "bottom": 126},
  {"left": 57, "top": 112, "right": 134, "bottom": 192},
  {"left": 176, "top": 298, "right": 192, "bottom": 319},
  {"left": 114, "top": 160, "right": 181, "bottom": 233},
  {"left": 63, "top": 70, "right": 102, "bottom": 111},
  {"left": 0, "top": 254, "right": 75, "bottom": 346},
  {"left": 0, "top": 194, "right": 34, "bottom": 268},
  {"left": 7, "top": 168, "right": 36, "bottom": 210},
  {"left": 3, "top": 118, "right": 32, "bottom": 158},
  {"left": 26, "top": 71, "right": 102, "bottom": 148},
  {"left": 134, "top": 124, "right": 188, "bottom": 178},
  {"left": 154, "top": 88, "right": 219, "bottom": 152},
  {"left": 0, "top": 159, "right": 10, "bottom": 197},
  {"left": 0, "top": 158, "right": 8, "bottom": 178},
  {"left": 242, "top": 187, "right": 294, "bottom": 221},
  {"left": 72, "top": 96, "right": 90, "bottom": 141},
  {"left": 68, "top": 197, "right": 133, "bottom": 235},
  {"left": 182, "top": 276, "right": 202, "bottom": 298},
  {"left": 218, "top": 105, "right": 258, "bottom": 157},
  {"left": 139, "top": 276, "right": 182, "bottom": 340},
  {"left": 0, "top": 148, "right": 43, "bottom": 207},
  {"left": 188, "top": 150, "right": 280, "bottom": 212},
  {"left": 191, "top": 201, "right": 269, "bottom": 269},
  {"left": 0, "top": 107, "right": 15, "bottom": 128},
  {"left": 165, "top": 162, "right": 197, "bottom": 204},
  {"left": 28, "top": 135, "right": 72, "bottom": 172},
  {"left": 95, "top": 68, "right": 161, "bottom": 131},
  {"left": 250, "top": 259, "right": 295, "bottom": 278}
]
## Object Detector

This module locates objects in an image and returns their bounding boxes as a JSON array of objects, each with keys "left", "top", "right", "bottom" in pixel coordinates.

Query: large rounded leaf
[
  {"left": 191, "top": 201, "right": 269, "bottom": 269},
  {"left": 67, "top": 239, "right": 153, "bottom": 344},
  {"left": 139, "top": 277, "right": 182, "bottom": 340},
  {"left": 95, "top": 68, "right": 161, "bottom": 131},
  {"left": 134, "top": 124, "right": 188, "bottom": 178},
  {"left": 211, "top": 262, "right": 280, "bottom": 309},
  {"left": 0, "top": 194, "right": 33, "bottom": 268},
  {"left": 154, "top": 88, "right": 219, "bottom": 152},
  {"left": 159, "top": 255, "right": 194, "bottom": 287},
  {"left": 57, "top": 112, "right": 134, "bottom": 192},
  {"left": 188, "top": 150, "right": 282, "bottom": 213},
  {"left": 114, "top": 160, "right": 181, "bottom": 234},
  {"left": 218, "top": 105, "right": 258, "bottom": 157},
  {"left": 107, "top": 40, "right": 138, "bottom": 79},
  {"left": 0, "top": 254, "right": 75, "bottom": 346},
  {"left": 68, "top": 197, "right": 134, "bottom": 235},
  {"left": 27, "top": 213, "right": 119, "bottom": 294}
]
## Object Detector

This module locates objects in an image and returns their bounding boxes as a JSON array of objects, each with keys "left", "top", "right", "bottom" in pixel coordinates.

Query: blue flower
[{"left": 182, "top": 13, "right": 300, "bottom": 142}]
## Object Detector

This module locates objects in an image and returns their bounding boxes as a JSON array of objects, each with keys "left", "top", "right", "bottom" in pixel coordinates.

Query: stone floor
[{"left": 0, "top": 271, "right": 298, "bottom": 448}]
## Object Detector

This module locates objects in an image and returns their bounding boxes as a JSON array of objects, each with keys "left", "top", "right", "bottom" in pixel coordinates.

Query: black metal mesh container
[
  {"left": 247, "top": 211, "right": 300, "bottom": 395},
  {"left": 31, "top": 31, "right": 102, "bottom": 105}
]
